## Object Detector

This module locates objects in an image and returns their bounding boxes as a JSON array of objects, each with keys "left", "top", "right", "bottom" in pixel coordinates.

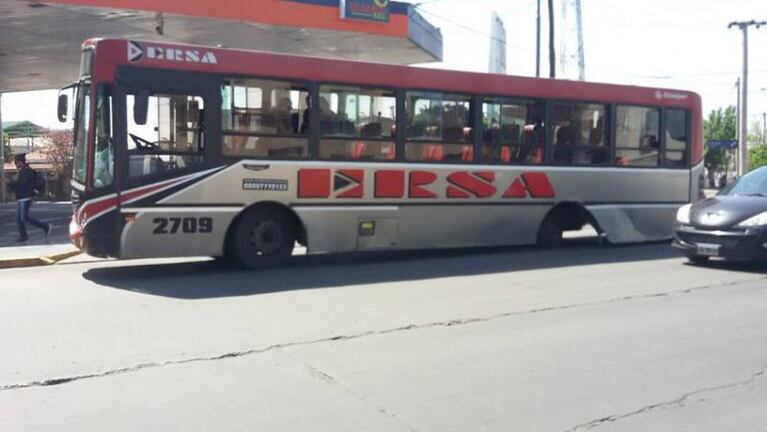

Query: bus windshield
[{"left": 72, "top": 83, "right": 91, "bottom": 185}]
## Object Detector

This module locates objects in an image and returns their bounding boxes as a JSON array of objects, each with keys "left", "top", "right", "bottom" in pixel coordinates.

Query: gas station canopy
[{"left": 0, "top": 0, "right": 443, "bottom": 92}]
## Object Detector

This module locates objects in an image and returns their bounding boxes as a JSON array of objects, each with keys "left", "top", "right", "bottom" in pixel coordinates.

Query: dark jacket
[{"left": 10, "top": 165, "right": 37, "bottom": 200}]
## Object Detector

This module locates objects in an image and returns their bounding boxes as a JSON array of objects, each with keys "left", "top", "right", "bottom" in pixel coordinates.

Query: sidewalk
[
  {"left": 0, "top": 201, "right": 83, "bottom": 268},
  {"left": 0, "top": 201, "right": 73, "bottom": 247}
]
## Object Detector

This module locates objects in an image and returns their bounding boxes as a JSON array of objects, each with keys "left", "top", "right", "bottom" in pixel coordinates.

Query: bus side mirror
[
  {"left": 57, "top": 94, "right": 68, "bottom": 122},
  {"left": 134, "top": 91, "right": 150, "bottom": 125}
]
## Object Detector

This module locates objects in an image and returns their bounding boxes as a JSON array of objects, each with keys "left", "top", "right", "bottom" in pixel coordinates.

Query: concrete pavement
[
  {"left": 0, "top": 201, "right": 81, "bottom": 267},
  {"left": 0, "top": 201, "right": 73, "bottom": 247},
  {"left": 0, "top": 243, "right": 765, "bottom": 431}
]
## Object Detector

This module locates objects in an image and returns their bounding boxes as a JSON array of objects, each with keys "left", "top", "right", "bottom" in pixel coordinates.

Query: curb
[{"left": 0, "top": 249, "right": 83, "bottom": 269}]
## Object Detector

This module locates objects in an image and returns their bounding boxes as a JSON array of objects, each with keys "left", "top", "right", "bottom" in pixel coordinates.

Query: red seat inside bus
[{"left": 421, "top": 144, "right": 444, "bottom": 161}]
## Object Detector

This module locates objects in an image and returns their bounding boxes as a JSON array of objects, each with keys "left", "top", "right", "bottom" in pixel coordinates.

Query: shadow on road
[
  {"left": 81, "top": 239, "right": 701, "bottom": 299},
  {"left": 684, "top": 260, "right": 767, "bottom": 274}
]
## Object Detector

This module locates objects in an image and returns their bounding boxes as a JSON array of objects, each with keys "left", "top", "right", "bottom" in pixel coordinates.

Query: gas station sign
[{"left": 341, "top": 0, "right": 389, "bottom": 23}]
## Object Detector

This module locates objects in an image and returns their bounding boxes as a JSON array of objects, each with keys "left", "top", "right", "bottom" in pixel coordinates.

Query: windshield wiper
[{"left": 745, "top": 193, "right": 767, "bottom": 197}]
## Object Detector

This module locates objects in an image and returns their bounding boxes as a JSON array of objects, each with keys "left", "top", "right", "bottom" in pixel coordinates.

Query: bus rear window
[
  {"left": 615, "top": 105, "right": 660, "bottom": 167},
  {"left": 664, "top": 109, "right": 688, "bottom": 168}
]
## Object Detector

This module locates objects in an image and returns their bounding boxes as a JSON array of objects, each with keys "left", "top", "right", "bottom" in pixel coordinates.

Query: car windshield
[{"left": 721, "top": 167, "right": 767, "bottom": 197}]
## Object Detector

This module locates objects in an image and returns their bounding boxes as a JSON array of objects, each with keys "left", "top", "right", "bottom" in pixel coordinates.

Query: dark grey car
[{"left": 673, "top": 166, "right": 767, "bottom": 263}]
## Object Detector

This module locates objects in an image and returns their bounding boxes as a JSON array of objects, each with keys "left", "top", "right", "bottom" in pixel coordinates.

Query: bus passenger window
[
  {"left": 221, "top": 78, "right": 309, "bottom": 159},
  {"left": 551, "top": 102, "right": 608, "bottom": 166},
  {"left": 405, "top": 91, "right": 472, "bottom": 163},
  {"left": 615, "top": 105, "right": 660, "bottom": 167},
  {"left": 664, "top": 109, "right": 688, "bottom": 168},
  {"left": 481, "top": 98, "right": 544, "bottom": 164},
  {"left": 318, "top": 85, "right": 396, "bottom": 161},
  {"left": 126, "top": 93, "right": 204, "bottom": 179}
]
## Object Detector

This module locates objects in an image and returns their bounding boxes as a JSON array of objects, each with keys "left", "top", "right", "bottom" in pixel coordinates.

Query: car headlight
[
  {"left": 736, "top": 211, "right": 767, "bottom": 228},
  {"left": 676, "top": 203, "right": 692, "bottom": 225}
]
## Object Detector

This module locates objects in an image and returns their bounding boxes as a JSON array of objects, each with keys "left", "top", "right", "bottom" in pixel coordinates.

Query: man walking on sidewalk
[{"left": 8, "top": 154, "right": 51, "bottom": 243}]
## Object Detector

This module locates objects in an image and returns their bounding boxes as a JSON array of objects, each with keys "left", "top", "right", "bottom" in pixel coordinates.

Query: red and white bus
[{"left": 60, "top": 38, "right": 702, "bottom": 268}]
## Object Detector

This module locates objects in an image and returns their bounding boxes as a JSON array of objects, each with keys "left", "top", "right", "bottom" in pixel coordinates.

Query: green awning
[{"left": 2, "top": 121, "right": 45, "bottom": 138}]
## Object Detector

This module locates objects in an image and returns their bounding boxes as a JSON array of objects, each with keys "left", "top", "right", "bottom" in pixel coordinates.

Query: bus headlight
[
  {"left": 676, "top": 203, "right": 692, "bottom": 225},
  {"left": 736, "top": 211, "right": 767, "bottom": 228}
]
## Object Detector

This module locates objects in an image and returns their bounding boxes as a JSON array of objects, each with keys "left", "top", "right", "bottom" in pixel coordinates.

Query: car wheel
[
  {"left": 231, "top": 207, "right": 295, "bottom": 269},
  {"left": 537, "top": 220, "right": 563, "bottom": 248},
  {"left": 688, "top": 255, "right": 709, "bottom": 264}
]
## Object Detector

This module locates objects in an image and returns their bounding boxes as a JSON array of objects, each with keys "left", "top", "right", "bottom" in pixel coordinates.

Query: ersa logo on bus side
[
  {"left": 297, "top": 169, "right": 556, "bottom": 200},
  {"left": 128, "top": 41, "right": 218, "bottom": 64}
]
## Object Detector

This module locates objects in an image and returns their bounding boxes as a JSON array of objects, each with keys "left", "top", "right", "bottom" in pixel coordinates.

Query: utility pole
[
  {"left": 735, "top": 78, "right": 740, "bottom": 177},
  {"left": 574, "top": 0, "right": 585, "bottom": 81},
  {"left": 536, "top": 0, "right": 541, "bottom": 78},
  {"left": 728, "top": 20, "right": 765, "bottom": 176},
  {"left": 548, "top": 0, "right": 555, "bottom": 78},
  {"left": 0, "top": 93, "right": 5, "bottom": 203}
]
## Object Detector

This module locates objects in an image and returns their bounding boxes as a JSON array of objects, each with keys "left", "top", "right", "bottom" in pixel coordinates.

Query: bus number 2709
[{"left": 153, "top": 217, "right": 213, "bottom": 234}]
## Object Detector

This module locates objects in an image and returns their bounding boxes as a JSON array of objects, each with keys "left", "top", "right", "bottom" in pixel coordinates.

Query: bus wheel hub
[{"left": 250, "top": 221, "right": 282, "bottom": 255}]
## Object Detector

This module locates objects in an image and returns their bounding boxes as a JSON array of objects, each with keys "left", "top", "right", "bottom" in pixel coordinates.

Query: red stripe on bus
[
  {"left": 447, "top": 172, "right": 496, "bottom": 198},
  {"left": 446, "top": 186, "right": 470, "bottom": 198},
  {"left": 502, "top": 178, "right": 528, "bottom": 198},
  {"left": 79, "top": 177, "right": 184, "bottom": 224},
  {"left": 409, "top": 171, "right": 437, "bottom": 198},
  {"left": 375, "top": 170, "right": 405, "bottom": 198},
  {"left": 336, "top": 169, "right": 364, "bottom": 198},
  {"left": 522, "top": 172, "right": 556, "bottom": 198},
  {"left": 298, "top": 169, "right": 331, "bottom": 198}
]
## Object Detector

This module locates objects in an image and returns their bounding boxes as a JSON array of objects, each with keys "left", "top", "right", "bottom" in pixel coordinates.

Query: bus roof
[{"left": 89, "top": 38, "right": 701, "bottom": 110}]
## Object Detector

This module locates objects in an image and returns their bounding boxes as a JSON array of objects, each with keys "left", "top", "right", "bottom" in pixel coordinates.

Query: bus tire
[
  {"left": 537, "top": 220, "right": 563, "bottom": 248},
  {"left": 231, "top": 206, "right": 295, "bottom": 269}
]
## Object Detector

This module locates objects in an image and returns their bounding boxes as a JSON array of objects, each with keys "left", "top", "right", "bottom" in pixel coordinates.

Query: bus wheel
[
  {"left": 232, "top": 207, "right": 295, "bottom": 269},
  {"left": 537, "top": 220, "right": 563, "bottom": 248}
]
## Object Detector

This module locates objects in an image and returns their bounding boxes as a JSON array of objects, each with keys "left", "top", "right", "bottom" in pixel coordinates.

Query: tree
[
  {"left": 747, "top": 118, "right": 767, "bottom": 171},
  {"left": 42, "top": 128, "right": 73, "bottom": 199},
  {"left": 703, "top": 106, "right": 736, "bottom": 186},
  {"left": 750, "top": 145, "right": 767, "bottom": 170},
  {"left": 747, "top": 118, "right": 766, "bottom": 147},
  {"left": 2, "top": 132, "right": 11, "bottom": 164}
]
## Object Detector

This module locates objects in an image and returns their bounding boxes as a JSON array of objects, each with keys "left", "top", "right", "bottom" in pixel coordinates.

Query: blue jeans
[{"left": 16, "top": 200, "right": 48, "bottom": 240}]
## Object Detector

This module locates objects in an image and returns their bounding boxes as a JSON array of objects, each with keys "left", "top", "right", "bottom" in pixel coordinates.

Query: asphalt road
[{"left": 1, "top": 241, "right": 766, "bottom": 431}]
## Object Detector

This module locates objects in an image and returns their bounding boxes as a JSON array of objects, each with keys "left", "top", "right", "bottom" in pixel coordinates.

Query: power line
[{"left": 415, "top": 8, "right": 533, "bottom": 54}]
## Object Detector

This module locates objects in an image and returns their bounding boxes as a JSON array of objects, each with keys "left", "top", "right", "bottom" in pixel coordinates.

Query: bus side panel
[
  {"left": 396, "top": 205, "right": 547, "bottom": 250},
  {"left": 120, "top": 210, "right": 239, "bottom": 258},
  {"left": 295, "top": 206, "right": 399, "bottom": 253},
  {"left": 691, "top": 161, "right": 705, "bottom": 202},
  {"left": 586, "top": 204, "right": 679, "bottom": 243},
  {"left": 294, "top": 204, "right": 549, "bottom": 254}
]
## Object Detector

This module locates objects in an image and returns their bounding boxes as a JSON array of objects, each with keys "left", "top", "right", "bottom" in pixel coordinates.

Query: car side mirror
[
  {"left": 133, "top": 91, "right": 150, "bottom": 125},
  {"left": 57, "top": 94, "right": 68, "bottom": 122}
]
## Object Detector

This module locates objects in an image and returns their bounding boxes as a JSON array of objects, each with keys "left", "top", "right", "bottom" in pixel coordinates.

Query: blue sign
[
  {"left": 707, "top": 140, "right": 738, "bottom": 149},
  {"left": 341, "top": 0, "right": 389, "bottom": 23}
]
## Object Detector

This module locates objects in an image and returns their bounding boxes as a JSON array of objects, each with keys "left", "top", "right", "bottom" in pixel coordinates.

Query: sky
[{"left": 2, "top": 0, "right": 767, "bottom": 131}]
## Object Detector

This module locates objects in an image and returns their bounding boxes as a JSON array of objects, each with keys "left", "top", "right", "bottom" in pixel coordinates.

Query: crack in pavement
[
  {"left": 564, "top": 363, "right": 767, "bottom": 431},
  {"left": 1, "top": 275, "right": 763, "bottom": 393},
  {"left": 280, "top": 349, "right": 423, "bottom": 432}
]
